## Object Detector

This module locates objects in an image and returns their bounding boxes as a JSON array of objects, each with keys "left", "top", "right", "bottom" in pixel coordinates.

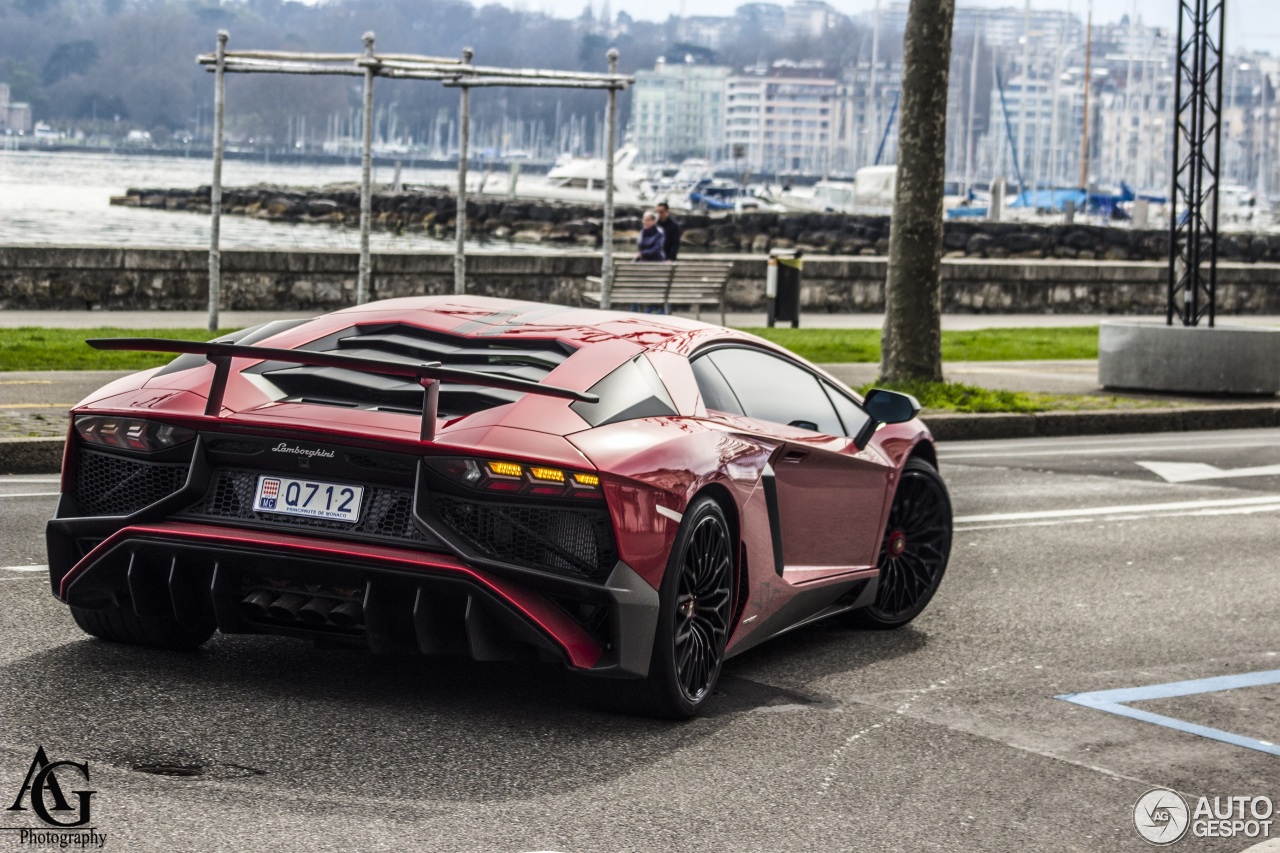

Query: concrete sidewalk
[{"left": 4, "top": 309, "right": 1280, "bottom": 330}]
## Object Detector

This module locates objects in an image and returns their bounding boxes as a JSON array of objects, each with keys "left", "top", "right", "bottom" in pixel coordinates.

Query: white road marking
[
  {"left": 939, "top": 429, "right": 1280, "bottom": 460},
  {"left": 2, "top": 565, "right": 48, "bottom": 572},
  {"left": 0, "top": 402, "right": 75, "bottom": 409},
  {"left": 957, "top": 498, "right": 1280, "bottom": 531},
  {"left": 944, "top": 429, "right": 1280, "bottom": 449},
  {"left": 958, "top": 506, "right": 1280, "bottom": 531},
  {"left": 1136, "top": 460, "right": 1280, "bottom": 483},
  {"left": 941, "top": 438, "right": 1279, "bottom": 460},
  {"left": 0, "top": 477, "right": 61, "bottom": 484},
  {"left": 0, "top": 492, "right": 60, "bottom": 498},
  {"left": 956, "top": 494, "right": 1280, "bottom": 524}
]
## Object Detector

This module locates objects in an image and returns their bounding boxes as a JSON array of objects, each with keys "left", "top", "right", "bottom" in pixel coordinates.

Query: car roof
[{"left": 312, "top": 295, "right": 747, "bottom": 355}]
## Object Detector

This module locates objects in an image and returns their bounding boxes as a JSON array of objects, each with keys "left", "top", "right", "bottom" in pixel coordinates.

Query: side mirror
[
  {"left": 863, "top": 388, "right": 921, "bottom": 425},
  {"left": 853, "top": 389, "right": 922, "bottom": 449}
]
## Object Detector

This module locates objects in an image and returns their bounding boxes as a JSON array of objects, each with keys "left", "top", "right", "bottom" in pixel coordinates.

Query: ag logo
[
  {"left": 1135, "top": 787, "right": 1190, "bottom": 845},
  {"left": 6, "top": 746, "right": 95, "bottom": 828}
]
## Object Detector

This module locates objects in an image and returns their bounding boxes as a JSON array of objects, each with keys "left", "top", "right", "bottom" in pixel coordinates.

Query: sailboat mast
[
  {"left": 1018, "top": 0, "right": 1032, "bottom": 197},
  {"left": 965, "top": 30, "right": 980, "bottom": 195},
  {"left": 1079, "top": 1, "right": 1093, "bottom": 189},
  {"left": 1047, "top": 5, "right": 1067, "bottom": 187},
  {"left": 868, "top": 0, "right": 879, "bottom": 170}
]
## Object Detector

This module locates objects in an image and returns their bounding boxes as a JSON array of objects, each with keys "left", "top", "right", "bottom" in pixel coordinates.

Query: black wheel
[
  {"left": 70, "top": 603, "right": 214, "bottom": 651},
  {"left": 848, "top": 458, "right": 952, "bottom": 630},
  {"left": 575, "top": 496, "right": 735, "bottom": 718}
]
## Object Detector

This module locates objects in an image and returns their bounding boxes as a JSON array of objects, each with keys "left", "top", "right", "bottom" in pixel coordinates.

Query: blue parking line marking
[{"left": 1058, "top": 669, "right": 1280, "bottom": 757}]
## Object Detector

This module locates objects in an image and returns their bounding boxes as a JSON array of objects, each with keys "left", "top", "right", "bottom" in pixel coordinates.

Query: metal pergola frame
[{"left": 198, "top": 30, "right": 632, "bottom": 331}]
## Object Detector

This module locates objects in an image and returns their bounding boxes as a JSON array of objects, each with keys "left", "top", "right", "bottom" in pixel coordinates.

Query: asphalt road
[{"left": 2, "top": 428, "right": 1280, "bottom": 851}]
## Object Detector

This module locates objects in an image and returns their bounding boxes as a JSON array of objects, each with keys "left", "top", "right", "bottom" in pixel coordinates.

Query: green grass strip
[
  {"left": 0, "top": 325, "right": 1101, "bottom": 371},
  {"left": 738, "top": 326, "right": 1100, "bottom": 363},
  {"left": 853, "top": 379, "right": 1045, "bottom": 414},
  {"left": 0, "top": 328, "right": 228, "bottom": 372}
]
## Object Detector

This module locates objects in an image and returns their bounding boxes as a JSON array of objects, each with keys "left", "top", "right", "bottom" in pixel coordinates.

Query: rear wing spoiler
[{"left": 87, "top": 338, "right": 598, "bottom": 442}]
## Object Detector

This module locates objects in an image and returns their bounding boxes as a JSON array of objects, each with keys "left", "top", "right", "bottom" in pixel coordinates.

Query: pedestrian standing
[
  {"left": 656, "top": 202, "right": 681, "bottom": 261},
  {"left": 636, "top": 210, "right": 666, "bottom": 261}
]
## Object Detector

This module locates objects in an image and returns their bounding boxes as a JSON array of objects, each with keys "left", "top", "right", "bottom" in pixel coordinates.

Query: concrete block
[{"left": 1099, "top": 320, "right": 1280, "bottom": 395}]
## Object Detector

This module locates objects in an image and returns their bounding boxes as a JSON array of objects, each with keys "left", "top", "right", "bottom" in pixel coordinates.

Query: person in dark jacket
[
  {"left": 636, "top": 210, "right": 666, "bottom": 261},
  {"left": 656, "top": 202, "right": 681, "bottom": 260}
]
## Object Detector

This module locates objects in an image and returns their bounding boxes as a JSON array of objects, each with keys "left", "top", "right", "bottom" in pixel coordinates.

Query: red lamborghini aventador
[{"left": 47, "top": 296, "right": 951, "bottom": 717}]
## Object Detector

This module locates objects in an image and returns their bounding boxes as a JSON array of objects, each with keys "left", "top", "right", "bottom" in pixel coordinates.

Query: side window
[
  {"left": 703, "top": 348, "right": 843, "bottom": 435},
  {"left": 822, "top": 382, "right": 872, "bottom": 438},
  {"left": 690, "top": 355, "right": 744, "bottom": 415}
]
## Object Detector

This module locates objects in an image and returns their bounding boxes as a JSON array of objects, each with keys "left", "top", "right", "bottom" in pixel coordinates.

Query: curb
[
  {"left": 0, "top": 438, "right": 65, "bottom": 475},
  {"left": 2, "top": 405, "right": 1279, "bottom": 474},
  {"left": 924, "top": 404, "right": 1280, "bottom": 441}
]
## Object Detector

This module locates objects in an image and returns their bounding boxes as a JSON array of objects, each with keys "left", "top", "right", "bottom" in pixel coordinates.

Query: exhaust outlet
[
  {"left": 241, "top": 590, "right": 276, "bottom": 620},
  {"left": 266, "top": 593, "right": 308, "bottom": 621},
  {"left": 298, "top": 597, "right": 338, "bottom": 625},
  {"left": 328, "top": 600, "right": 364, "bottom": 628}
]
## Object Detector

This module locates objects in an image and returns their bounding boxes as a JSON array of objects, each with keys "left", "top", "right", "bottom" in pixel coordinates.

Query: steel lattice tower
[{"left": 1167, "top": 0, "right": 1226, "bottom": 327}]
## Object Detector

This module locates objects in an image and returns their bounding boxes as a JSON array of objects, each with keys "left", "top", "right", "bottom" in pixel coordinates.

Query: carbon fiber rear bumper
[{"left": 48, "top": 521, "right": 660, "bottom": 675}]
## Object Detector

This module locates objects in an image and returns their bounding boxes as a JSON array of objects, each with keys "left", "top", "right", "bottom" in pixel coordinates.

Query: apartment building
[
  {"left": 724, "top": 62, "right": 836, "bottom": 173},
  {"left": 631, "top": 58, "right": 732, "bottom": 163}
]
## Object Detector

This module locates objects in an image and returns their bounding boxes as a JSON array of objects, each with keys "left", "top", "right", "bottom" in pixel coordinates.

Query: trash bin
[{"left": 766, "top": 249, "right": 802, "bottom": 328}]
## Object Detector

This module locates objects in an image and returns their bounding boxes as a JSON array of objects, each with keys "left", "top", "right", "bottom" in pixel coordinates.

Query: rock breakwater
[{"left": 112, "top": 185, "right": 1280, "bottom": 263}]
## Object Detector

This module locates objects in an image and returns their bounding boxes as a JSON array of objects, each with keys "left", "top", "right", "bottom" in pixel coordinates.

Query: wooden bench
[{"left": 584, "top": 261, "right": 734, "bottom": 325}]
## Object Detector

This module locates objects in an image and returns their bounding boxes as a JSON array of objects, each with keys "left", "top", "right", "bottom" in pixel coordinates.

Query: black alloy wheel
[
  {"left": 849, "top": 458, "right": 952, "bottom": 630},
  {"left": 578, "top": 495, "right": 735, "bottom": 718},
  {"left": 671, "top": 506, "right": 734, "bottom": 705}
]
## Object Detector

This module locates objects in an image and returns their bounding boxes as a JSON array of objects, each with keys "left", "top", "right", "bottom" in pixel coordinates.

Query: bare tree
[{"left": 879, "top": 0, "right": 956, "bottom": 383}]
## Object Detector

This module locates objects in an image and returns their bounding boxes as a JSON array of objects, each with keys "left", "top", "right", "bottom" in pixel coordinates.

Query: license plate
[{"left": 253, "top": 476, "right": 364, "bottom": 523}]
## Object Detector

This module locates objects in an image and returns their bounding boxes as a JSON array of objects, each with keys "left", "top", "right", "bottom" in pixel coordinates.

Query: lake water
[{"left": 0, "top": 149, "right": 551, "bottom": 252}]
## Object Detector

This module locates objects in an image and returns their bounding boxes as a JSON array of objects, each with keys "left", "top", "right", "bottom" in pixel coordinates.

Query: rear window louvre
[{"left": 249, "top": 323, "right": 575, "bottom": 419}]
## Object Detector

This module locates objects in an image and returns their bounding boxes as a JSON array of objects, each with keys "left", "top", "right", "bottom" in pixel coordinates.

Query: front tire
[
  {"left": 578, "top": 495, "right": 735, "bottom": 718},
  {"left": 848, "top": 458, "right": 952, "bottom": 630},
  {"left": 71, "top": 603, "right": 214, "bottom": 651}
]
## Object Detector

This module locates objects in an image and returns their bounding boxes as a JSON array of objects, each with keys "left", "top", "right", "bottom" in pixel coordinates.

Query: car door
[{"left": 692, "top": 347, "right": 894, "bottom": 582}]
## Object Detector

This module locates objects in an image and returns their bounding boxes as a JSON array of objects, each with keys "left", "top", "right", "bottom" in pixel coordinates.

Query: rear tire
[
  {"left": 575, "top": 496, "right": 735, "bottom": 718},
  {"left": 71, "top": 603, "right": 214, "bottom": 651},
  {"left": 847, "top": 457, "right": 952, "bottom": 630}
]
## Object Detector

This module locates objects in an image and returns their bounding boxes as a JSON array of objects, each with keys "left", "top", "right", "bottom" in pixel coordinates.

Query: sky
[{"left": 513, "top": 0, "right": 1278, "bottom": 53}]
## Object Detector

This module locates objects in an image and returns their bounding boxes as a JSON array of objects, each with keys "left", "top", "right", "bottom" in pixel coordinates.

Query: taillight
[
  {"left": 426, "top": 457, "right": 603, "bottom": 499},
  {"left": 74, "top": 415, "right": 196, "bottom": 452}
]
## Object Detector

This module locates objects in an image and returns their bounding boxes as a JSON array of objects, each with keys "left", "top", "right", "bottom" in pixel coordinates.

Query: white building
[
  {"left": 833, "top": 60, "right": 902, "bottom": 173},
  {"left": 631, "top": 58, "right": 732, "bottom": 163},
  {"left": 0, "top": 83, "right": 33, "bottom": 134},
  {"left": 1094, "top": 60, "right": 1176, "bottom": 191},
  {"left": 783, "top": 1, "right": 841, "bottom": 40},
  {"left": 675, "top": 17, "right": 736, "bottom": 50},
  {"left": 880, "top": 4, "right": 1082, "bottom": 52},
  {"left": 981, "top": 68, "right": 1086, "bottom": 191},
  {"left": 734, "top": 3, "right": 786, "bottom": 36},
  {"left": 725, "top": 62, "right": 836, "bottom": 173}
]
